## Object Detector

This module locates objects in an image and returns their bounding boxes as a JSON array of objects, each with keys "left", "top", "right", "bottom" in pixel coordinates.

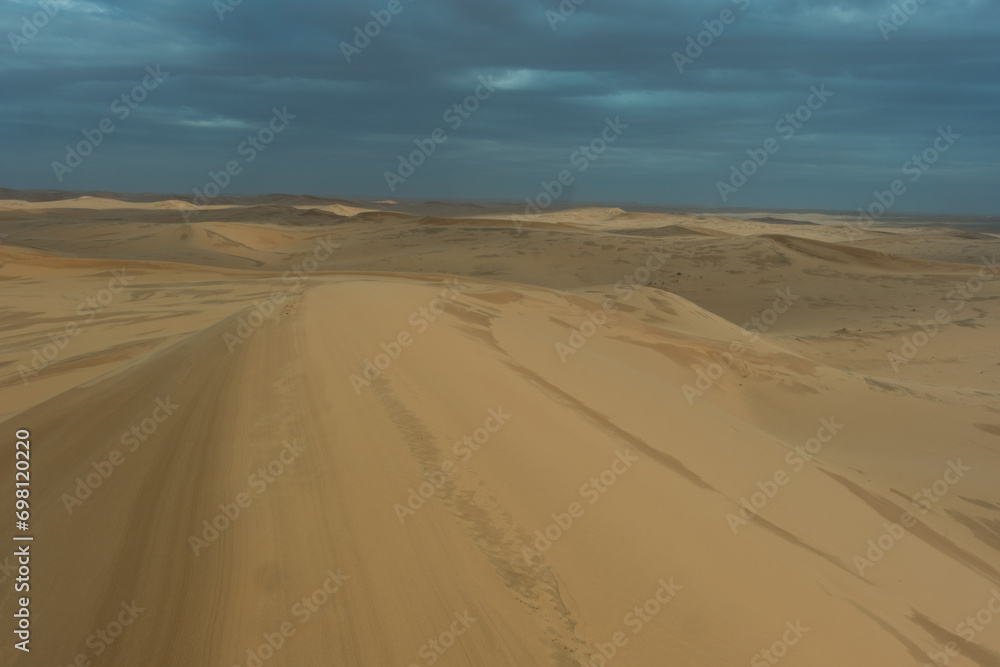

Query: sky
[{"left": 1, "top": 0, "right": 998, "bottom": 214}]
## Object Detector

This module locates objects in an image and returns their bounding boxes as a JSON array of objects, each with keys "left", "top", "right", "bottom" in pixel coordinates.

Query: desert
[{"left": 1, "top": 192, "right": 999, "bottom": 665}]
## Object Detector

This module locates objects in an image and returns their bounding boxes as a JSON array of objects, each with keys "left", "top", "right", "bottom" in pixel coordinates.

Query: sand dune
[
  {"left": 1, "top": 194, "right": 999, "bottom": 666},
  {"left": 762, "top": 234, "right": 980, "bottom": 272}
]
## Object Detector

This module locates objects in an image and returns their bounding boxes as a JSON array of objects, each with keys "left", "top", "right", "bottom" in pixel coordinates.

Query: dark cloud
[{"left": 1, "top": 0, "right": 997, "bottom": 213}]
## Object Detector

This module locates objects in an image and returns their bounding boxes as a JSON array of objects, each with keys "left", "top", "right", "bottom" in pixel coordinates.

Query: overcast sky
[{"left": 2, "top": 0, "right": 997, "bottom": 213}]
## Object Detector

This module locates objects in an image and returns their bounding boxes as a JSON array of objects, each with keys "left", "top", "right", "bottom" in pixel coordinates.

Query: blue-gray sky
[{"left": 2, "top": 0, "right": 997, "bottom": 213}]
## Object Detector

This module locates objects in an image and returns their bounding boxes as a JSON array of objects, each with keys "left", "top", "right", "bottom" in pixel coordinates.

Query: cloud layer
[{"left": 2, "top": 0, "right": 998, "bottom": 213}]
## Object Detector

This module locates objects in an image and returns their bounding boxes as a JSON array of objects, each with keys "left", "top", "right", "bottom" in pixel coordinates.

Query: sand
[{"left": 1, "top": 193, "right": 999, "bottom": 666}]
